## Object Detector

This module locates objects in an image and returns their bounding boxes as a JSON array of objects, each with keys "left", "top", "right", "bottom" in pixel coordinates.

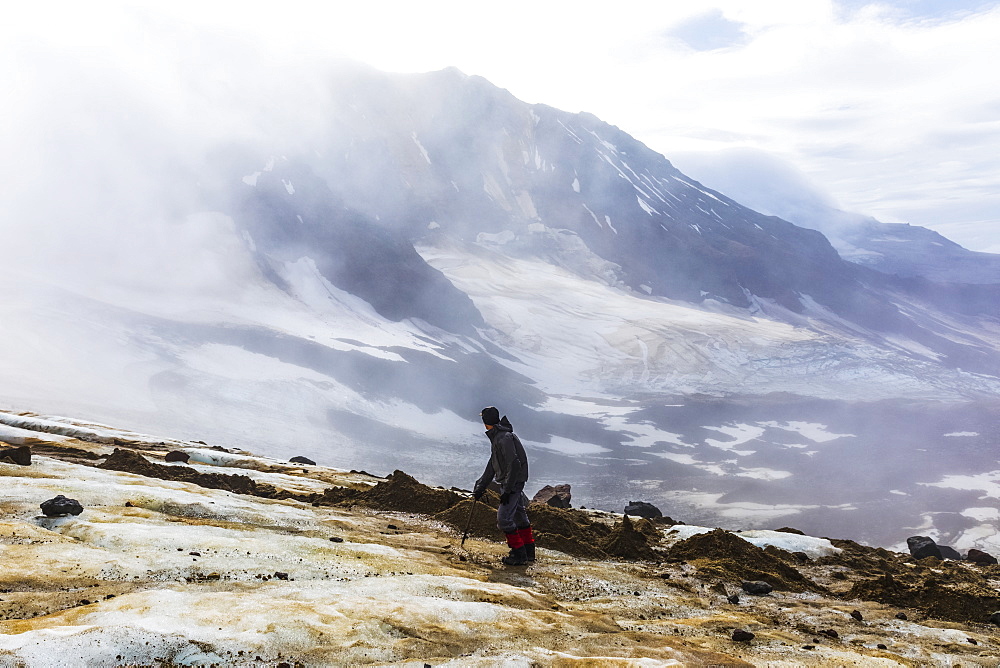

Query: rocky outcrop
[{"left": 532, "top": 484, "right": 571, "bottom": 508}]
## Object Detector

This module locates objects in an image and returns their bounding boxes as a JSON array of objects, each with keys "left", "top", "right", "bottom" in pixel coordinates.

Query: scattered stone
[
  {"left": 189, "top": 552, "right": 201, "bottom": 557},
  {"left": 274, "top": 572, "right": 289, "bottom": 581},
  {"left": 774, "top": 527, "right": 805, "bottom": 535},
  {"left": 802, "top": 645, "right": 815, "bottom": 650},
  {"left": 40, "top": 495, "right": 84, "bottom": 517},
  {"left": 906, "top": 536, "right": 942, "bottom": 560},
  {"left": 387, "top": 524, "right": 400, "bottom": 530},
  {"left": 624, "top": 501, "right": 662, "bottom": 519},
  {"left": 289, "top": 456, "right": 316, "bottom": 465},
  {"left": 968, "top": 638, "right": 978, "bottom": 645},
  {"left": 968, "top": 548, "right": 998, "bottom": 565},
  {"left": 731, "top": 629, "right": 754, "bottom": 642},
  {"left": 877, "top": 644, "right": 888, "bottom": 650},
  {"left": 741, "top": 581, "right": 773, "bottom": 596},
  {"left": 938, "top": 545, "right": 962, "bottom": 560},
  {"left": 0, "top": 446, "right": 31, "bottom": 466},
  {"left": 531, "top": 484, "right": 572, "bottom": 508},
  {"left": 895, "top": 612, "right": 908, "bottom": 621},
  {"left": 850, "top": 610, "right": 863, "bottom": 622},
  {"left": 329, "top": 537, "right": 344, "bottom": 543},
  {"left": 727, "top": 595, "right": 740, "bottom": 604},
  {"left": 818, "top": 629, "right": 839, "bottom": 639},
  {"left": 164, "top": 450, "right": 189, "bottom": 463}
]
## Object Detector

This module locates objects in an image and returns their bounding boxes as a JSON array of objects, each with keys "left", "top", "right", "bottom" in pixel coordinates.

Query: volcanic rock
[
  {"left": 624, "top": 501, "right": 662, "bottom": 519},
  {"left": 532, "top": 484, "right": 571, "bottom": 508},
  {"left": 850, "top": 610, "right": 864, "bottom": 622},
  {"left": 164, "top": 450, "right": 189, "bottom": 463},
  {"left": 968, "top": 548, "right": 998, "bottom": 565},
  {"left": 906, "top": 536, "right": 942, "bottom": 560},
  {"left": 741, "top": 581, "right": 773, "bottom": 596},
  {"left": 731, "top": 629, "right": 754, "bottom": 642},
  {"left": 938, "top": 545, "right": 962, "bottom": 560},
  {"left": 774, "top": 527, "right": 805, "bottom": 535},
  {"left": 0, "top": 445, "right": 31, "bottom": 466},
  {"left": 289, "top": 456, "right": 316, "bottom": 465},
  {"left": 41, "top": 495, "right": 84, "bottom": 517}
]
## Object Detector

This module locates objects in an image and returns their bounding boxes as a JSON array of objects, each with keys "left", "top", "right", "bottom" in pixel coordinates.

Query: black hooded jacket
[{"left": 475, "top": 415, "right": 529, "bottom": 494}]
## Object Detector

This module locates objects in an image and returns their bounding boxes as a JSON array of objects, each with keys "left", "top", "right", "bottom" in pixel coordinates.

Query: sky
[{"left": 3, "top": 0, "right": 999, "bottom": 252}]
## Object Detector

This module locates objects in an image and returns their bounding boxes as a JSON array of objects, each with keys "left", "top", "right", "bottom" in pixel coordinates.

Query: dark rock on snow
[
  {"left": 896, "top": 612, "right": 908, "bottom": 621},
  {"left": 164, "top": 450, "right": 189, "bottom": 463},
  {"left": 623, "top": 501, "right": 662, "bottom": 519},
  {"left": 774, "top": 527, "right": 805, "bottom": 535},
  {"left": 41, "top": 495, "right": 84, "bottom": 517},
  {"left": 289, "top": 456, "right": 316, "bottom": 465},
  {"left": 0, "top": 446, "right": 32, "bottom": 466},
  {"left": 727, "top": 595, "right": 740, "bottom": 604},
  {"left": 938, "top": 545, "right": 963, "bottom": 560},
  {"left": 532, "top": 484, "right": 572, "bottom": 508},
  {"left": 850, "top": 610, "right": 864, "bottom": 622},
  {"left": 968, "top": 548, "right": 998, "bottom": 565},
  {"left": 741, "top": 581, "right": 773, "bottom": 596},
  {"left": 907, "top": 536, "right": 942, "bottom": 560}
]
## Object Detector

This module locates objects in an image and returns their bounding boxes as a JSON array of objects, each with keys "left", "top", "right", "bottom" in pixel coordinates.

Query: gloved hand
[
  {"left": 473, "top": 487, "right": 485, "bottom": 501},
  {"left": 499, "top": 491, "right": 512, "bottom": 505}
]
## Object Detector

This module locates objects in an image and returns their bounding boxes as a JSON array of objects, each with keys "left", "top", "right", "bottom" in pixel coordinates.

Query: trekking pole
[{"left": 460, "top": 498, "right": 478, "bottom": 548}]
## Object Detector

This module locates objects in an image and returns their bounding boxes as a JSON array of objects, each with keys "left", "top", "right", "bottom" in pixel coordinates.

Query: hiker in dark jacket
[{"left": 473, "top": 406, "right": 535, "bottom": 566}]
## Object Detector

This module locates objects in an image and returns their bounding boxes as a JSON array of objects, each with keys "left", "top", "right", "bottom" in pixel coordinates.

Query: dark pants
[{"left": 497, "top": 482, "right": 530, "bottom": 534}]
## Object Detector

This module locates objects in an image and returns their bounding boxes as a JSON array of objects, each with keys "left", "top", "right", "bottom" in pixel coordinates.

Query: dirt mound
[
  {"left": 435, "top": 498, "right": 617, "bottom": 560},
  {"left": 361, "top": 470, "right": 463, "bottom": 515},
  {"left": 816, "top": 538, "right": 909, "bottom": 577},
  {"left": 98, "top": 448, "right": 296, "bottom": 499},
  {"left": 600, "top": 515, "right": 656, "bottom": 561},
  {"left": 846, "top": 568, "right": 1000, "bottom": 623},
  {"left": 314, "top": 470, "right": 463, "bottom": 516},
  {"left": 666, "top": 529, "right": 823, "bottom": 593}
]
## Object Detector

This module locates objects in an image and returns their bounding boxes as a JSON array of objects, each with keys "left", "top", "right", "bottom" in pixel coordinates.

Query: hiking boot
[
  {"left": 524, "top": 542, "right": 535, "bottom": 562},
  {"left": 501, "top": 545, "right": 529, "bottom": 566}
]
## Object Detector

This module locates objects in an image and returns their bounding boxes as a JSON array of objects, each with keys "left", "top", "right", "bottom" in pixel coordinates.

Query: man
[{"left": 473, "top": 406, "right": 535, "bottom": 566}]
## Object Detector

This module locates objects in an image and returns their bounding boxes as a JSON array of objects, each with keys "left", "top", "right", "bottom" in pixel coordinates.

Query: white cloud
[{"left": 2, "top": 0, "right": 998, "bottom": 251}]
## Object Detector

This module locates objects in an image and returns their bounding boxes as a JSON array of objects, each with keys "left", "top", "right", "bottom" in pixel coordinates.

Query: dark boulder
[
  {"left": 0, "top": 446, "right": 31, "bottom": 466},
  {"left": 968, "top": 548, "right": 998, "bottom": 565},
  {"left": 164, "top": 450, "right": 189, "bottom": 463},
  {"left": 774, "top": 527, "right": 805, "bottom": 535},
  {"left": 938, "top": 545, "right": 962, "bottom": 560},
  {"left": 289, "top": 456, "right": 317, "bottom": 465},
  {"left": 731, "top": 629, "right": 754, "bottom": 642},
  {"left": 906, "top": 536, "right": 942, "bottom": 560},
  {"left": 990, "top": 611, "right": 1000, "bottom": 626},
  {"left": 41, "top": 495, "right": 84, "bottom": 517},
  {"left": 532, "top": 484, "right": 571, "bottom": 508},
  {"left": 741, "top": 580, "right": 773, "bottom": 596},
  {"left": 850, "top": 610, "right": 864, "bottom": 622},
  {"left": 624, "top": 501, "right": 662, "bottom": 519}
]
